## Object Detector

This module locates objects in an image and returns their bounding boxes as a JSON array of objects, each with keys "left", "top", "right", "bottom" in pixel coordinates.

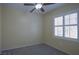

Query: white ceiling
[{"left": 2, "top": 3, "right": 65, "bottom": 14}]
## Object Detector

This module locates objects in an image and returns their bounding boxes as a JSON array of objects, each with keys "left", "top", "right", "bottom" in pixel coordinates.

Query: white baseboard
[
  {"left": 43, "top": 42, "right": 70, "bottom": 55},
  {"left": 2, "top": 42, "right": 42, "bottom": 51}
]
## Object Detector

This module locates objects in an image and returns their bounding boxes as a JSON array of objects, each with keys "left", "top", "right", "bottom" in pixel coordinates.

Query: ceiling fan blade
[
  {"left": 30, "top": 8, "right": 35, "bottom": 13},
  {"left": 40, "top": 8, "right": 45, "bottom": 12},
  {"left": 43, "top": 3, "right": 55, "bottom": 5},
  {"left": 24, "top": 3, "right": 34, "bottom": 6}
]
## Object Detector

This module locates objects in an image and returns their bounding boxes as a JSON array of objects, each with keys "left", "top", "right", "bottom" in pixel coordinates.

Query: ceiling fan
[{"left": 24, "top": 3, "right": 55, "bottom": 13}]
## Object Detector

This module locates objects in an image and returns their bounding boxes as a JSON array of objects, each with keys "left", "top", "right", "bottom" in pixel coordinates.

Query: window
[
  {"left": 54, "top": 13, "right": 78, "bottom": 39},
  {"left": 54, "top": 16, "right": 63, "bottom": 37}
]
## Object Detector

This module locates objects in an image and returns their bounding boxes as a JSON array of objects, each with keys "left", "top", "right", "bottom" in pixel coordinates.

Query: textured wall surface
[{"left": 2, "top": 6, "right": 43, "bottom": 50}]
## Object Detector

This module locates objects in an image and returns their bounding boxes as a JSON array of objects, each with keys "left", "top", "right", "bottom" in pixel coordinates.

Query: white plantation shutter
[{"left": 54, "top": 12, "right": 78, "bottom": 39}]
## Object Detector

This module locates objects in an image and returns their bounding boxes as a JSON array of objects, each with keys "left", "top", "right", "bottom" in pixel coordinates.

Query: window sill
[{"left": 55, "top": 36, "right": 79, "bottom": 43}]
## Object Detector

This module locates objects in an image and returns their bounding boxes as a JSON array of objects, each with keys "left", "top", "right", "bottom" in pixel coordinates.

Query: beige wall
[
  {"left": 2, "top": 6, "right": 43, "bottom": 50},
  {"left": 0, "top": 5, "right": 2, "bottom": 53},
  {"left": 1, "top": 3, "right": 79, "bottom": 54},
  {"left": 43, "top": 4, "right": 79, "bottom": 54}
]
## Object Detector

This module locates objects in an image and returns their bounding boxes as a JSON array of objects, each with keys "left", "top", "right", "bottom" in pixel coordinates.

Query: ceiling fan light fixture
[{"left": 35, "top": 4, "right": 42, "bottom": 9}]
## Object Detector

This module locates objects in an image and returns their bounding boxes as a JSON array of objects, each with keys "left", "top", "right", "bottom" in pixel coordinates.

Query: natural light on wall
[{"left": 54, "top": 13, "right": 78, "bottom": 39}]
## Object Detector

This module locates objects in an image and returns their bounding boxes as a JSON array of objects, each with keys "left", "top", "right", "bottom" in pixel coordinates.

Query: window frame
[{"left": 54, "top": 12, "right": 78, "bottom": 40}]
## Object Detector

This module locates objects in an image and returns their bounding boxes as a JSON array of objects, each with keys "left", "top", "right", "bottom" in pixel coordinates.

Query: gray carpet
[{"left": 1, "top": 44, "right": 68, "bottom": 55}]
